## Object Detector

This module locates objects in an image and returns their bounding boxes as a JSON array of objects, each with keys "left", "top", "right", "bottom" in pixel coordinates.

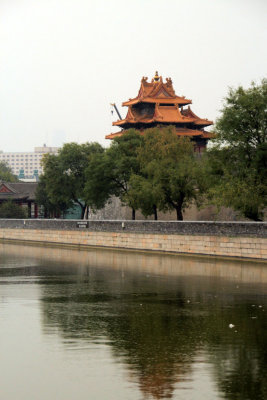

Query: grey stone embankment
[{"left": 0, "top": 219, "right": 266, "bottom": 260}]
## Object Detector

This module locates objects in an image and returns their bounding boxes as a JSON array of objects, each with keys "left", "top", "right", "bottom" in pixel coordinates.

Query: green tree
[
  {"left": 207, "top": 80, "right": 267, "bottom": 220},
  {"left": 41, "top": 142, "right": 104, "bottom": 218},
  {"left": 134, "top": 127, "right": 203, "bottom": 220},
  {"left": 35, "top": 175, "right": 69, "bottom": 217},
  {"left": 0, "top": 200, "right": 27, "bottom": 218},
  {"left": 85, "top": 128, "right": 204, "bottom": 221},
  {"left": 107, "top": 130, "right": 144, "bottom": 219},
  {"left": 85, "top": 130, "right": 143, "bottom": 219},
  {"left": 84, "top": 151, "right": 114, "bottom": 211},
  {"left": 0, "top": 161, "right": 18, "bottom": 182},
  {"left": 128, "top": 174, "right": 165, "bottom": 220}
]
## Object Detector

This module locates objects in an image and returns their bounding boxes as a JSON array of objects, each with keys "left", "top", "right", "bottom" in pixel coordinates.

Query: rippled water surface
[{"left": 0, "top": 242, "right": 266, "bottom": 400}]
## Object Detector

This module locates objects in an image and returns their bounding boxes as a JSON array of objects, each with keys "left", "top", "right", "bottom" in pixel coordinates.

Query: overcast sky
[{"left": 1, "top": 0, "right": 266, "bottom": 152}]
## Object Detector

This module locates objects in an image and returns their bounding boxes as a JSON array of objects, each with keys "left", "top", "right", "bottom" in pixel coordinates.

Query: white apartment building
[{"left": 0, "top": 145, "right": 59, "bottom": 178}]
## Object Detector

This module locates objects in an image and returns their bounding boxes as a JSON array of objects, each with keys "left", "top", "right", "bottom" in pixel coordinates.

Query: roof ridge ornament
[
  {"left": 154, "top": 71, "right": 159, "bottom": 82},
  {"left": 166, "top": 77, "right": 172, "bottom": 85},
  {"left": 152, "top": 71, "right": 161, "bottom": 83},
  {"left": 165, "top": 77, "right": 175, "bottom": 95}
]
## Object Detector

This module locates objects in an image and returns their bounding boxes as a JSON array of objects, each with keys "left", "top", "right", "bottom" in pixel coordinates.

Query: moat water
[{"left": 0, "top": 242, "right": 266, "bottom": 400}]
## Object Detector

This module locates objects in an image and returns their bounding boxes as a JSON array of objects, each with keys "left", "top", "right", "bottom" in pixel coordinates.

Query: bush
[{"left": 0, "top": 201, "right": 28, "bottom": 218}]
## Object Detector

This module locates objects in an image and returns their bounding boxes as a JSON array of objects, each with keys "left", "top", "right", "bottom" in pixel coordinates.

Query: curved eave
[
  {"left": 112, "top": 119, "right": 128, "bottom": 126},
  {"left": 0, "top": 194, "right": 30, "bottom": 200},
  {"left": 175, "top": 129, "right": 214, "bottom": 139},
  {"left": 106, "top": 129, "right": 214, "bottom": 140},
  {"left": 181, "top": 107, "right": 213, "bottom": 128},
  {"left": 175, "top": 128, "right": 206, "bottom": 137},
  {"left": 194, "top": 119, "right": 213, "bottom": 127},
  {"left": 122, "top": 97, "right": 192, "bottom": 106},
  {"left": 113, "top": 113, "right": 195, "bottom": 127},
  {"left": 113, "top": 118, "right": 191, "bottom": 127},
  {"left": 105, "top": 132, "right": 124, "bottom": 140},
  {"left": 154, "top": 118, "right": 195, "bottom": 124},
  {"left": 201, "top": 131, "right": 215, "bottom": 139}
]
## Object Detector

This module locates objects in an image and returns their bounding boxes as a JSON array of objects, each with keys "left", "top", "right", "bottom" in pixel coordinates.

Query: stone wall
[
  {"left": 0, "top": 219, "right": 266, "bottom": 236},
  {"left": 0, "top": 219, "right": 266, "bottom": 260}
]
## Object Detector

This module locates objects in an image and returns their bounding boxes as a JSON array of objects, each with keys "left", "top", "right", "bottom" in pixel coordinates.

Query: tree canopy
[
  {"left": 207, "top": 80, "right": 267, "bottom": 221},
  {"left": 130, "top": 127, "right": 204, "bottom": 220},
  {"left": 85, "top": 128, "right": 203, "bottom": 220},
  {"left": 0, "top": 161, "right": 18, "bottom": 182},
  {"left": 40, "top": 142, "right": 104, "bottom": 218},
  {"left": 35, "top": 174, "right": 69, "bottom": 217},
  {"left": 85, "top": 130, "right": 143, "bottom": 219}
]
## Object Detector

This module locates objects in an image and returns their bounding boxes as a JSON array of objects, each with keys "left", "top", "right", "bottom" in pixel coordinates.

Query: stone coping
[{"left": 0, "top": 219, "right": 266, "bottom": 237}]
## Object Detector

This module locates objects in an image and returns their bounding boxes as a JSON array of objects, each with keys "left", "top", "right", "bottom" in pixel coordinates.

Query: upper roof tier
[{"left": 122, "top": 72, "right": 192, "bottom": 107}]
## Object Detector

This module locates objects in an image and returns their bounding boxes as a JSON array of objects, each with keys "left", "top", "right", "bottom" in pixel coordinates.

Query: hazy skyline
[{"left": 1, "top": 0, "right": 266, "bottom": 152}]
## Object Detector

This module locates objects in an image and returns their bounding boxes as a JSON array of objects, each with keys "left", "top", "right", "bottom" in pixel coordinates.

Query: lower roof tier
[{"left": 105, "top": 127, "right": 214, "bottom": 140}]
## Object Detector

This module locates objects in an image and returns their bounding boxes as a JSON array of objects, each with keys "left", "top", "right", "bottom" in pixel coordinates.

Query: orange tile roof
[
  {"left": 175, "top": 128, "right": 211, "bottom": 137},
  {"left": 155, "top": 105, "right": 194, "bottom": 123},
  {"left": 105, "top": 127, "right": 213, "bottom": 140},
  {"left": 181, "top": 106, "right": 213, "bottom": 127},
  {"left": 105, "top": 131, "right": 124, "bottom": 139},
  {"left": 113, "top": 104, "right": 194, "bottom": 127},
  {"left": 107, "top": 72, "right": 213, "bottom": 144},
  {"left": 122, "top": 75, "right": 191, "bottom": 106},
  {"left": 123, "top": 96, "right": 192, "bottom": 106}
]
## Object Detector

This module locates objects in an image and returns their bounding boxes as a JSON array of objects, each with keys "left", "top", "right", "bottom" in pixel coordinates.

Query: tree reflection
[
  {"left": 39, "top": 265, "right": 267, "bottom": 400},
  {"left": 204, "top": 302, "right": 267, "bottom": 400},
  {"left": 103, "top": 300, "right": 202, "bottom": 399},
  {"left": 41, "top": 270, "right": 203, "bottom": 399}
]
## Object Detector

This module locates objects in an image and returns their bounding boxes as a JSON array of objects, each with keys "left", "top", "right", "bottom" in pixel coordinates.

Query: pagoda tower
[{"left": 106, "top": 72, "right": 213, "bottom": 152}]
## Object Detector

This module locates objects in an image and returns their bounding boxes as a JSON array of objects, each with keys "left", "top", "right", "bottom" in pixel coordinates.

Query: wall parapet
[
  {"left": 0, "top": 219, "right": 266, "bottom": 237},
  {"left": 0, "top": 220, "right": 266, "bottom": 260}
]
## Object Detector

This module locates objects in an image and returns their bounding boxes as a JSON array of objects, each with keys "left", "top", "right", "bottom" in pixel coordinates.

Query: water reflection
[{"left": 0, "top": 242, "right": 266, "bottom": 400}]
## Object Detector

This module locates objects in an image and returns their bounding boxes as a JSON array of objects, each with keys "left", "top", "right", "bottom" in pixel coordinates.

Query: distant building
[
  {"left": 0, "top": 144, "right": 59, "bottom": 178},
  {"left": 107, "top": 72, "right": 213, "bottom": 152}
]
